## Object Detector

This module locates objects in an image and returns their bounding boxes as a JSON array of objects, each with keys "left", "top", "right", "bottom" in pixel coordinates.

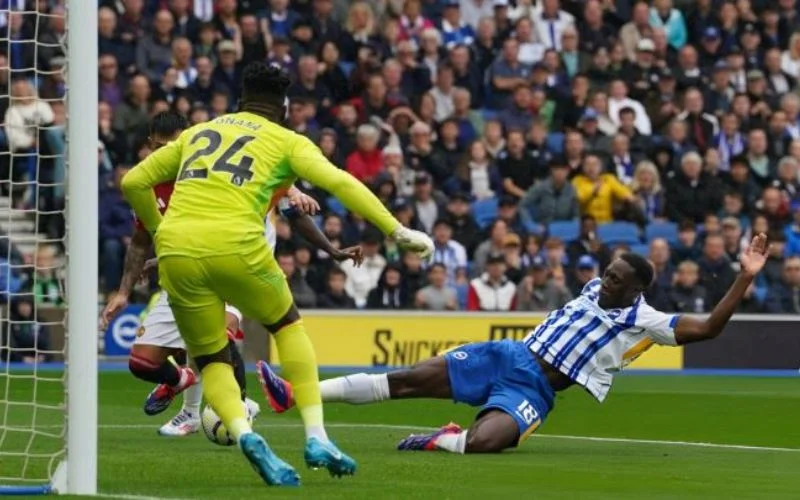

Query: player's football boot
[
  {"left": 304, "top": 437, "right": 357, "bottom": 478},
  {"left": 144, "top": 367, "right": 198, "bottom": 416},
  {"left": 244, "top": 397, "right": 262, "bottom": 420},
  {"left": 397, "top": 423, "right": 463, "bottom": 451},
  {"left": 157, "top": 409, "right": 201, "bottom": 437},
  {"left": 239, "top": 432, "right": 300, "bottom": 487},
  {"left": 256, "top": 360, "right": 295, "bottom": 413}
]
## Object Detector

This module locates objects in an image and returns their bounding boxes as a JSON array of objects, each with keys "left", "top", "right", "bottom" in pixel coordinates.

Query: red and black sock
[{"left": 129, "top": 354, "right": 181, "bottom": 386}]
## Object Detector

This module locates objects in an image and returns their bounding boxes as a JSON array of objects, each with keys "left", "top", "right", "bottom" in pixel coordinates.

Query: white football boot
[
  {"left": 245, "top": 397, "right": 262, "bottom": 421},
  {"left": 157, "top": 409, "right": 201, "bottom": 437}
]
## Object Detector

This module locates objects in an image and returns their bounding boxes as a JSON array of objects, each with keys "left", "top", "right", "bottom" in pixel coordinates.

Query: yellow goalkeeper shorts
[{"left": 157, "top": 244, "right": 293, "bottom": 357}]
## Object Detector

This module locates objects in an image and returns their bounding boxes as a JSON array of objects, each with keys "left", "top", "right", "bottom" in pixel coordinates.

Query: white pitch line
[
  {"left": 96, "top": 494, "right": 189, "bottom": 500},
  {"left": 36, "top": 422, "right": 799, "bottom": 454},
  {"left": 534, "top": 434, "right": 800, "bottom": 453}
]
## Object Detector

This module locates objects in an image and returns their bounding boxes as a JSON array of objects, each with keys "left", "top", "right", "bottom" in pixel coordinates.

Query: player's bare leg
[
  {"left": 128, "top": 344, "right": 197, "bottom": 416},
  {"left": 265, "top": 305, "right": 356, "bottom": 477},
  {"left": 258, "top": 356, "right": 518, "bottom": 454},
  {"left": 258, "top": 356, "right": 449, "bottom": 411}
]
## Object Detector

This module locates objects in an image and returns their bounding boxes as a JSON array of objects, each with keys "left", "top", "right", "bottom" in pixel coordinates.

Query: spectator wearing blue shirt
[
  {"left": 498, "top": 84, "right": 534, "bottom": 134},
  {"left": 0, "top": 256, "right": 21, "bottom": 304},
  {"left": 765, "top": 256, "right": 800, "bottom": 313},
  {"left": 263, "top": 0, "right": 300, "bottom": 39},
  {"left": 649, "top": 0, "right": 687, "bottom": 51},
  {"left": 489, "top": 38, "right": 532, "bottom": 109},
  {"left": 783, "top": 202, "right": 800, "bottom": 257},
  {"left": 451, "top": 88, "right": 479, "bottom": 148},
  {"left": 99, "top": 166, "right": 133, "bottom": 294},
  {"left": 439, "top": 0, "right": 475, "bottom": 50}
]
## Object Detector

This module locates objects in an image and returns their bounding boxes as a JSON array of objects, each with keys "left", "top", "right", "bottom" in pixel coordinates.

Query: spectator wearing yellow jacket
[{"left": 572, "top": 154, "right": 635, "bottom": 223}]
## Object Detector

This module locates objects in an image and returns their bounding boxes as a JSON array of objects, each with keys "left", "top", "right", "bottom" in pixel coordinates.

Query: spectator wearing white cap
[
  {"left": 627, "top": 38, "right": 659, "bottom": 102},
  {"left": 382, "top": 140, "right": 405, "bottom": 187}
]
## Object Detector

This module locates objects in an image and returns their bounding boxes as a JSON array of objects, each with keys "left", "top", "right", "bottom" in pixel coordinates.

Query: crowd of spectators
[{"left": 5, "top": 0, "right": 800, "bottom": 318}]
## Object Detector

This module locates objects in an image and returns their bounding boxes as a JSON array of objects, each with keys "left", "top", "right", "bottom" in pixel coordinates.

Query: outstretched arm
[
  {"left": 288, "top": 135, "right": 433, "bottom": 256},
  {"left": 673, "top": 233, "right": 769, "bottom": 345},
  {"left": 288, "top": 137, "right": 399, "bottom": 235}
]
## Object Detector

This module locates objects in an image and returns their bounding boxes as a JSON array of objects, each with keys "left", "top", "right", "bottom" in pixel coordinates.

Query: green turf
[{"left": 2, "top": 372, "right": 800, "bottom": 499}]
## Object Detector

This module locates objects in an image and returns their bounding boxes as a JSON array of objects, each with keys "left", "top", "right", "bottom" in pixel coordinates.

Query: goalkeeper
[{"left": 121, "top": 62, "right": 433, "bottom": 487}]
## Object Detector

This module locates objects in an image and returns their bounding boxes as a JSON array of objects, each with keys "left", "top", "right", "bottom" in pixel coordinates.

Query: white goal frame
[
  {"left": 0, "top": 0, "right": 97, "bottom": 495},
  {"left": 63, "top": 0, "right": 99, "bottom": 495}
]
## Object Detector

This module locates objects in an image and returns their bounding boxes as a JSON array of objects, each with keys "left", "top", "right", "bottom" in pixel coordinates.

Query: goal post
[
  {"left": 65, "top": 0, "right": 98, "bottom": 495},
  {"left": 0, "top": 1, "right": 98, "bottom": 495}
]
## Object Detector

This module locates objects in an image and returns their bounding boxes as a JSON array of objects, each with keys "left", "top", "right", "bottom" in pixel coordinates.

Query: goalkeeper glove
[{"left": 391, "top": 226, "right": 434, "bottom": 259}]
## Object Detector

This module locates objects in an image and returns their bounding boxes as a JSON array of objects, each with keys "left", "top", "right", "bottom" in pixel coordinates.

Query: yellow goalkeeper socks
[
  {"left": 201, "top": 362, "right": 251, "bottom": 440},
  {"left": 274, "top": 320, "right": 328, "bottom": 442}
]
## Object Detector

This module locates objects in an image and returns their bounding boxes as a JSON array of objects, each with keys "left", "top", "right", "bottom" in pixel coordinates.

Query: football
[{"left": 201, "top": 401, "right": 254, "bottom": 446}]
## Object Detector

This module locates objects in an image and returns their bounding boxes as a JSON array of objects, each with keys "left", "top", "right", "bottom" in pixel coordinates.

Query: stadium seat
[
  {"left": 523, "top": 220, "right": 544, "bottom": 235},
  {"left": 597, "top": 222, "right": 640, "bottom": 246},
  {"left": 546, "top": 132, "right": 565, "bottom": 155},
  {"left": 338, "top": 61, "right": 355, "bottom": 78},
  {"left": 644, "top": 221, "right": 679, "bottom": 245},
  {"left": 630, "top": 244, "right": 650, "bottom": 256},
  {"left": 456, "top": 283, "right": 469, "bottom": 310},
  {"left": 547, "top": 220, "right": 580, "bottom": 242},
  {"left": 472, "top": 198, "right": 498, "bottom": 229},
  {"left": 326, "top": 196, "right": 347, "bottom": 217}
]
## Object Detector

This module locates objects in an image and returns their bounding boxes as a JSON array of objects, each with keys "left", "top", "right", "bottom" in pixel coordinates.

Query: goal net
[{"left": 0, "top": 3, "right": 97, "bottom": 495}]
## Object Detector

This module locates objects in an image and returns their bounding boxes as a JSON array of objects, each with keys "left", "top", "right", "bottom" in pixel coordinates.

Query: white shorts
[{"left": 134, "top": 291, "right": 243, "bottom": 350}]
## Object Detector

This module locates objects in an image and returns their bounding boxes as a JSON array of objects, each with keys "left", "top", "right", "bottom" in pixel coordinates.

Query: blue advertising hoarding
[{"left": 104, "top": 304, "right": 145, "bottom": 356}]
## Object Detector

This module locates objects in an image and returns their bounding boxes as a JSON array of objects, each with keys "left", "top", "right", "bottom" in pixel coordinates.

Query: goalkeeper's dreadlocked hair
[{"left": 241, "top": 62, "right": 292, "bottom": 107}]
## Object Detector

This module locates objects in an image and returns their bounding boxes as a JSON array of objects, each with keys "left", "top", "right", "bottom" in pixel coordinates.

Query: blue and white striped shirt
[{"left": 523, "top": 278, "right": 680, "bottom": 402}]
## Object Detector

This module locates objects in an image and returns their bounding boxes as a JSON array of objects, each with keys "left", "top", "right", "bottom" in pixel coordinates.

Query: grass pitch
[{"left": 2, "top": 371, "right": 800, "bottom": 499}]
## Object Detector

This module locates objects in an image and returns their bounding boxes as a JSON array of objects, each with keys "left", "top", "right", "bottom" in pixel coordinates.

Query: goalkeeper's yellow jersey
[{"left": 122, "top": 112, "right": 399, "bottom": 258}]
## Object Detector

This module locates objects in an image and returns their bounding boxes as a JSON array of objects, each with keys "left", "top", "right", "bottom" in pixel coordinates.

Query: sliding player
[
  {"left": 121, "top": 62, "right": 433, "bottom": 486},
  {"left": 257, "top": 234, "right": 769, "bottom": 454},
  {"left": 102, "top": 112, "right": 360, "bottom": 437}
]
